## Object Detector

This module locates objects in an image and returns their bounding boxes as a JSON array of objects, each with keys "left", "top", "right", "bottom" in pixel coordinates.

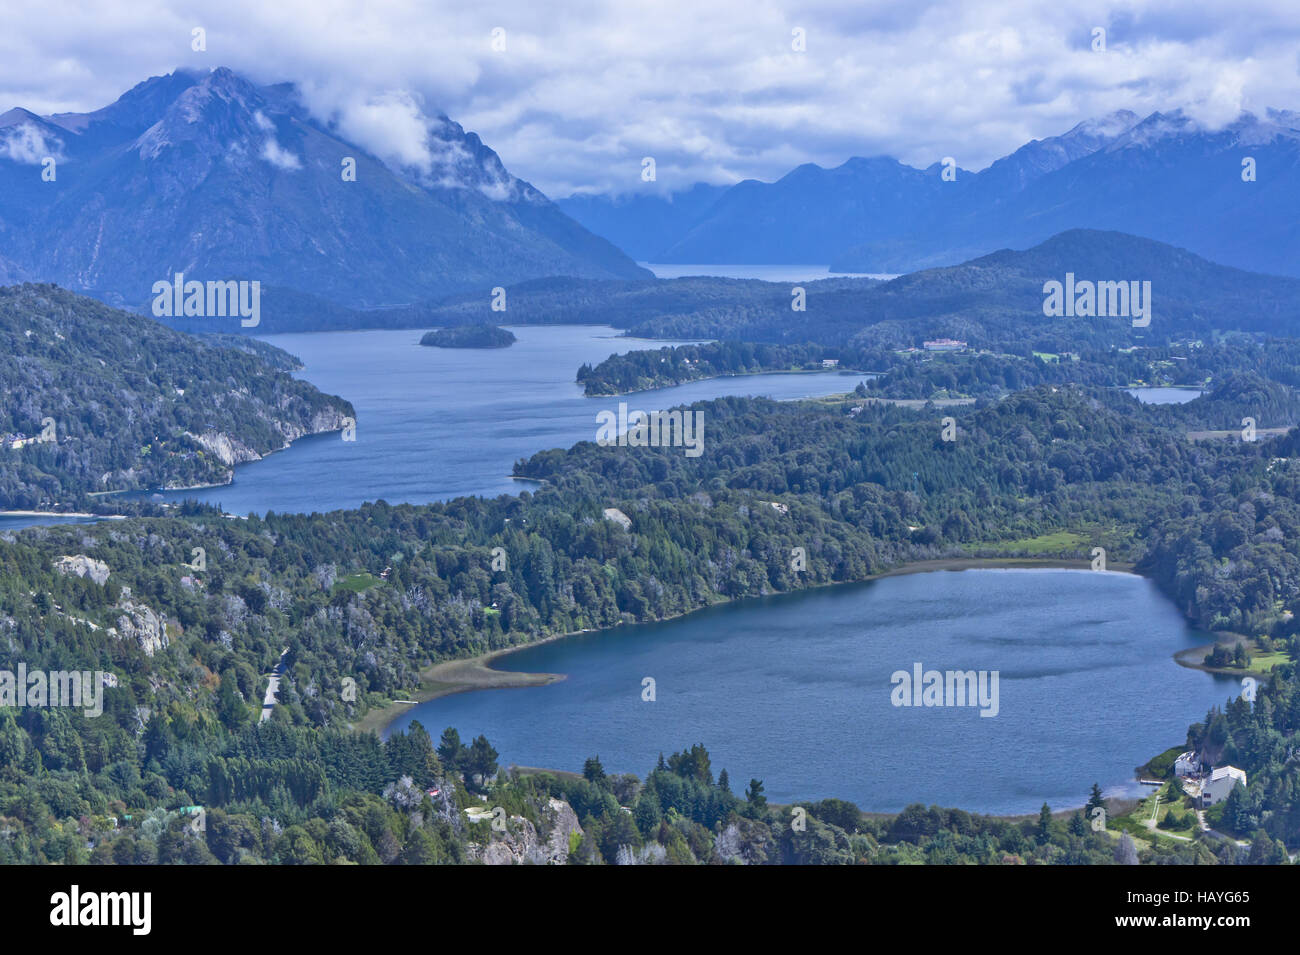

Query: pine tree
[
  {"left": 1036, "top": 803, "right": 1053, "bottom": 844},
  {"left": 437, "top": 727, "right": 463, "bottom": 771},
  {"left": 1085, "top": 783, "right": 1105, "bottom": 816}
]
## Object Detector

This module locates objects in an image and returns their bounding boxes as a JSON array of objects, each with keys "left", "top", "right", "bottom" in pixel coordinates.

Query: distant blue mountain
[
  {"left": 557, "top": 183, "right": 729, "bottom": 261},
  {"left": 0, "top": 68, "right": 649, "bottom": 313},
  {"left": 559, "top": 109, "right": 1300, "bottom": 279}
]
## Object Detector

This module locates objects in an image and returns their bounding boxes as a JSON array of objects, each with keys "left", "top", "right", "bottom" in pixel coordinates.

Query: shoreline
[
  {"left": 352, "top": 639, "right": 573, "bottom": 736},
  {"left": 360, "top": 555, "right": 1134, "bottom": 736},
  {"left": 112, "top": 424, "right": 352, "bottom": 499},
  {"left": 1173, "top": 637, "right": 1290, "bottom": 679},
  {"left": 582, "top": 367, "right": 870, "bottom": 398},
  {"left": 0, "top": 510, "right": 126, "bottom": 519}
]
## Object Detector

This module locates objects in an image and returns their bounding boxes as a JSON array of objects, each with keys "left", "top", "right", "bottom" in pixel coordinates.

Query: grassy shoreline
[{"left": 1173, "top": 637, "right": 1294, "bottom": 679}]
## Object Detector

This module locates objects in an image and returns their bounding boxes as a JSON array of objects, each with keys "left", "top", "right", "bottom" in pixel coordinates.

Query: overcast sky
[{"left": 3, "top": 0, "right": 1299, "bottom": 198}]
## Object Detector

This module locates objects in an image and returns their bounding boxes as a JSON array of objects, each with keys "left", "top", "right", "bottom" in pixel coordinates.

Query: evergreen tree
[
  {"left": 1085, "top": 783, "right": 1105, "bottom": 817},
  {"left": 1036, "top": 803, "right": 1053, "bottom": 844},
  {"left": 464, "top": 735, "right": 499, "bottom": 789},
  {"left": 437, "top": 727, "right": 463, "bottom": 771}
]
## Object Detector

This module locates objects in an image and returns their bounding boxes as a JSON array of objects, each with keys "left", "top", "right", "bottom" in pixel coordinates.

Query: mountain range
[
  {"left": 558, "top": 109, "right": 1300, "bottom": 278},
  {"left": 0, "top": 67, "right": 649, "bottom": 319}
]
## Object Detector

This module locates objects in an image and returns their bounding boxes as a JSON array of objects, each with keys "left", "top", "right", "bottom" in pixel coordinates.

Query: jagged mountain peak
[
  {"left": 0, "top": 66, "right": 649, "bottom": 309},
  {"left": 1102, "top": 107, "right": 1300, "bottom": 151},
  {"left": 133, "top": 68, "right": 280, "bottom": 162}
]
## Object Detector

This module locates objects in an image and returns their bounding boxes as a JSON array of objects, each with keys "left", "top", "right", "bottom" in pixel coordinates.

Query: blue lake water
[
  {"left": 126, "top": 325, "right": 865, "bottom": 517},
  {"left": 1127, "top": 387, "right": 1204, "bottom": 404},
  {"left": 0, "top": 514, "right": 121, "bottom": 533},
  {"left": 388, "top": 567, "right": 1233, "bottom": 815},
  {"left": 640, "top": 262, "right": 897, "bottom": 282}
]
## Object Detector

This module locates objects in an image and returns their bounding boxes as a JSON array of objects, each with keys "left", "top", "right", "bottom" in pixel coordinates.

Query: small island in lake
[{"left": 420, "top": 324, "right": 517, "bottom": 349}]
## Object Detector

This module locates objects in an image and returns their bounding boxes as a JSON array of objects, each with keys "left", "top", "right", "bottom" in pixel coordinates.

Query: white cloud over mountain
[{"left": 1, "top": 0, "right": 1298, "bottom": 197}]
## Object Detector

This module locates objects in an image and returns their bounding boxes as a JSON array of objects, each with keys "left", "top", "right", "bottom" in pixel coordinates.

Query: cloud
[
  {"left": 0, "top": 122, "right": 63, "bottom": 164},
  {"left": 295, "top": 85, "right": 436, "bottom": 173},
  {"left": 252, "top": 111, "right": 301, "bottom": 169},
  {"left": 0, "top": 0, "right": 1298, "bottom": 197},
  {"left": 260, "top": 137, "right": 301, "bottom": 170}
]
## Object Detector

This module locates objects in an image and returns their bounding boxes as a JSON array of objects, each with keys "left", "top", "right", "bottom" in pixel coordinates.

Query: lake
[
  {"left": 0, "top": 514, "right": 122, "bottom": 534},
  {"left": 640, "top": 262, "right": 897, "bottom": 282},
  {"left": 1127, "top": 387, "right": 1204, "bottom": 404},
  {"left": 122, "top": 325, "right": 864, "bottom": 518},
  {"left": 386, "top": 567, "right": 1233, "bottom": 816}
]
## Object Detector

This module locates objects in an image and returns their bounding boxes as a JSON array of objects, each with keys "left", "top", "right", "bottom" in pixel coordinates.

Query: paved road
[{"left": 260, "top": 648, "right": 289, "bottom": 723}]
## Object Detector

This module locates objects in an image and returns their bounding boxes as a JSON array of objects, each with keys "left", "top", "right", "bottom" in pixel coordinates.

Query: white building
[
  {"left": 1200, "top": 766, "right": 1247, "bottom": 806},
  {"left": 1173, "top": 751, "right": 1201, "bottom": 777}
]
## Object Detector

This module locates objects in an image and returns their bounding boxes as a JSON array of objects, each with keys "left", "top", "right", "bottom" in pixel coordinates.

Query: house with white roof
[
  {"left": 1200, "top": 766, "right": 1246, "bottom": 806},
  {"left": 1174, "top": 751, "right": 1202, "bottom": 777}
]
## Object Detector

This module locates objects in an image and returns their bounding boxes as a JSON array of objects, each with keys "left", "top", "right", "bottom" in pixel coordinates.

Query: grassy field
[
  {"left": 1111, "top": 779, "right": 1199, "bottom": 845},
  {"left": 1245, "top": 650, "right": 1293, "bottom": 673},
  {"left": 971, "top": 527, "right": 1136, "bottom": 554},
  {"left": 982, "top": 530, "right": 1090, "bottom": 554},
  {"left": 1177, "top": 638, "right": 1295, "bottom": 677},
  {"left": 331, "top": 571, "right": 383, "bottom": 595}
]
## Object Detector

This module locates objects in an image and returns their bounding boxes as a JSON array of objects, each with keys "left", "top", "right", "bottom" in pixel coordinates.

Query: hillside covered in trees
[
  {"left": 0, "top": 285, "right": 354, "bottom": 509},
  {"left": 414, "top": 231, "right": 1300, "bottom": 353}
]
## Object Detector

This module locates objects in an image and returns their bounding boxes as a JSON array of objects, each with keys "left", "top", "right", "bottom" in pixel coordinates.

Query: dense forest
[
  {"left": 413, "top": 231, "right": 1300, "bottom": 352},
  {"left": 0, "top": 285, "right": 354, "bottom": 509},
  {"left": 420, "top": 325, "right": 517, "bottom": 349},
  {"left": 577, "top": 342, "right": 865, "bottom": 395},
  {"left": 1, "top": 376, "right": 1299, "bottom": 861}
]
